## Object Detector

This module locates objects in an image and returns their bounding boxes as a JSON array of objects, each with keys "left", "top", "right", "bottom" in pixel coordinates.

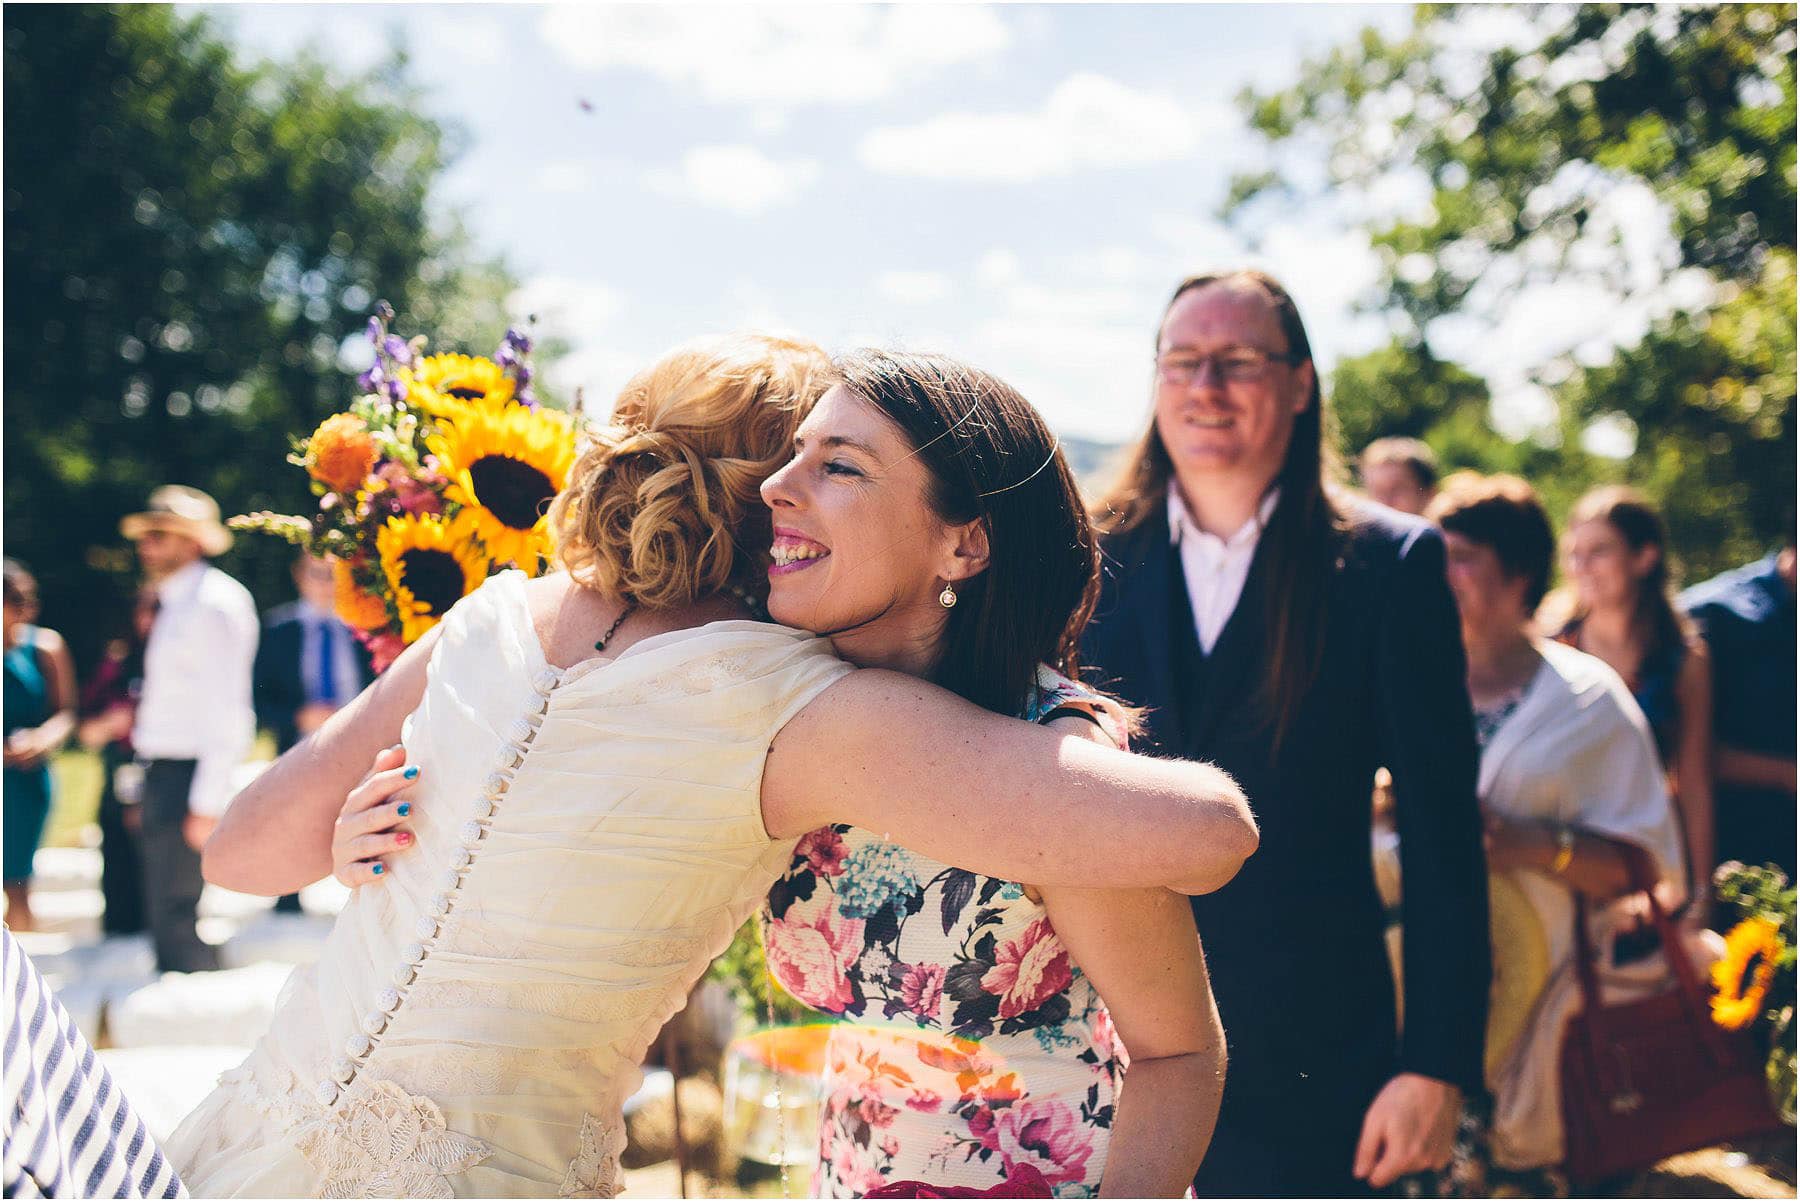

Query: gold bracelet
[{"left": 1551, "top": 824, "right": 1576, "bottom": 875}]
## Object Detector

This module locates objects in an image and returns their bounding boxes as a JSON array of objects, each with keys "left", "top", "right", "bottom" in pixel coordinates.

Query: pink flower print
[
  {"left": 831, "top": 1140, "right": 887, "bottom": 1195},
  {"left": 794, "top": 826, "right": 849, "bottom": 877},
  {"left": 899, "top": 962, "right": 946, "bottom": 1020},
  {"left": 905, "top": 1089, "right": 943, "bottom": 1113},
  {"left": 763, "top": 902, "right": 863, "bottom": 1013},
  {"left": 852, "top": 1080, "right": 899, "bottom": 1129},
  {"left": 879, "top": 1134, "right": 900, "bottom": 1159},
  {"left": 979, "top": 918, "right": 1073, "bottom": 1019},
  {"left": 1092, "top": 1006, "right": 1129, "bottom": 1069},
  {"left": 994, "top": 1096, "right": 1094, "bottom": 1187},
  {"left": 967, "top": 1106, "right": 1002, "bottom": 1153}
]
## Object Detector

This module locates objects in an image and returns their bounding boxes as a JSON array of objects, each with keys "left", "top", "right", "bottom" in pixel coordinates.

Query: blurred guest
[
  {"left": 1085, "top": 270, "right": 1489, "bottom": 1195},
  {"left": 1680, "top": 533, "right": 1797, "bottom": 883},
  {"left": 1358, "top": 436, "right": 1440, "bottom": 516},
  {"left": 1428, "top": 474, "right": 1683, "bottom": 1186},
  {"left": 252, "top": 552, "right": 371, "bottom": 912},
  {"left": 120, "top": 486, "right": 257, "bottom": 973},
  {"left": 76, "top": 586, "right": 158, "bottom": 936},
  {"left": 3, "top": 560, "right": 77, "bottom": 933},
  {"left": 1548, "top": 486, "right": 1714, "bottom": 919}
]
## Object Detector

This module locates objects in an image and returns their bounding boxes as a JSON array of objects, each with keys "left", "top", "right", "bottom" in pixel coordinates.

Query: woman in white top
[
  {"left": 173, "top": 333, "right": 1256, "bottom": 1198},
  {"left": 1427, "top": 472, "right": 1683, "bottom": 1184}
]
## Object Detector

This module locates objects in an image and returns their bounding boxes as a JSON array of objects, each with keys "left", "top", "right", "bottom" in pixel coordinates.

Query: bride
[{"left": 169, "top": 332, "right": 1255, "bottom": 1197}]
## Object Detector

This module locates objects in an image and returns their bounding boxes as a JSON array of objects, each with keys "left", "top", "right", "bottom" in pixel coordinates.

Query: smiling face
[
  {"left": 1153, "top": 281, "right": 1315, "bottom": 496},
  {"left": 1561, "top": 517, "right": 1655, "bottom": 613},
  {"left": 759, "top": 385, "right": 978, "bottom": 671}
]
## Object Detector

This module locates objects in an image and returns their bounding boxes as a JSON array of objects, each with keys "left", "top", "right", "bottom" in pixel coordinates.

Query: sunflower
[
  {"left": 428, "top": 400, "right": 575, "bottom": 574},
  {"left": 403, "top": 353, "right": 515, "bottom": 420},
  {"left": 1712, "top": 917, "right": 1782, "bottom": 1030},
  {"left": 332, "top": 557, "right": 391, "bottom": 631},
  {"left": 306, "top": 413, "right": 379, "bottom": 494},
  {"left": 376, "top": 510, "right": 490, "bottom": 642}
]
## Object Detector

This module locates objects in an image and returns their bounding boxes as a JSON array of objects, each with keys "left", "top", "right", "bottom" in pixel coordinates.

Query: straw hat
[{"left": 119, "top": 485, "right": 234, "bottom": 557}]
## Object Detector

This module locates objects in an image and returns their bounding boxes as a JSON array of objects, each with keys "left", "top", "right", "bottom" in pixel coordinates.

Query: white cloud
[
  {"left": 875, "top": 271, "right": 954, "bottom": 305},
  {"left": 647, "top": 146, "right": 820, "bottom": 215},
  {"left": 537, "top": 5, "right": 1009, "bottom": 108},
  {"left": 533, "top": 161, "right": 599, "bottom": 195},
  {"left": 976, "top": 249, "right": 1022, "bottom": 289},
  {"left": 858, "top": 73, "right": 1218, "bottom": 183},
  {"left": 508, "top": 275, "right": 625, "bottom": 347}
]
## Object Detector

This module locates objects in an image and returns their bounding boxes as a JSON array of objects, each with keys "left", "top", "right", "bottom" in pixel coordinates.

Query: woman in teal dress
[{"left": 5, "top": 560, "right": 77, "bottom": 931}]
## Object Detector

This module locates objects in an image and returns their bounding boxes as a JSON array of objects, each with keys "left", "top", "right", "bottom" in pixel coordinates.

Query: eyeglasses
[{"left": 1155, "top": 346, "right": 1299, "bottom": 386}]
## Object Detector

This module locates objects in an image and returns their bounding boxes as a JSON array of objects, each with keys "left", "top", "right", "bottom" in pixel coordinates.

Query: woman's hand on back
[{"left": 331, "top": 745, "right": 421, "bottom": 887}]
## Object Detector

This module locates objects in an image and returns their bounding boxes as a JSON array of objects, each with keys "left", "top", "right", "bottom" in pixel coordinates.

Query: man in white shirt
[{"left": 121, "top": 485, "right": 258, "bottom": 973}]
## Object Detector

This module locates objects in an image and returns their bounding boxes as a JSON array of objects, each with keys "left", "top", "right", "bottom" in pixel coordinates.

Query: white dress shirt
[
  {"left": 133, "top": 560, "right": 259, "bottom": 818},
  {"left": 1167, "top": 481, "right": 1280, "bottom": 655}
]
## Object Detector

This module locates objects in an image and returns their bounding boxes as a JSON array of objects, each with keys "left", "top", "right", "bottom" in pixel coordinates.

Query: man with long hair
[{"left": 1082, "top": 271, "right": 1491, "bottom": 1196}]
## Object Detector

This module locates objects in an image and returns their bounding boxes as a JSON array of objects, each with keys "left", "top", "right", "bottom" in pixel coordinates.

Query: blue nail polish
[
  {"left": 371, "top": 863, "right": 384, "bottom": 875},
  {"left": 396, "top": 803, "right": 411, "bottom": 818},
  {"left": 402, "top": 766, "right": 419, "bottom": 781}
]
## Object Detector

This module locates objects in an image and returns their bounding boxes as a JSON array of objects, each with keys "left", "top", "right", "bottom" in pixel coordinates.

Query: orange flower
[
  {"left": 1711, "top": 917, "right": 1782, "bottom": 1030},
  {"left": 332, "top": 558, "right": 390, "bottom": 630},
  {"left": 306, "top": 414, "right": 378, "bottom": 494}
]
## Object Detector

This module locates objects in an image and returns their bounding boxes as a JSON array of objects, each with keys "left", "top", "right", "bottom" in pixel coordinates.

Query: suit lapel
[{"left": 1102, "top": 512, "right": 1187, "bottom": 756}]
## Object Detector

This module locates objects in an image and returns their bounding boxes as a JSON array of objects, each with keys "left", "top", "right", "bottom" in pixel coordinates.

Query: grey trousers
[{"left": 138, "top": 759, "right": 219, "bottom": 974}]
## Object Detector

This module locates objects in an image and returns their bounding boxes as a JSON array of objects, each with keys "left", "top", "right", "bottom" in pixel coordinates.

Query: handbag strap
[{"left": 1570, "top": 839, "right": 1733, "bottom": 1068}]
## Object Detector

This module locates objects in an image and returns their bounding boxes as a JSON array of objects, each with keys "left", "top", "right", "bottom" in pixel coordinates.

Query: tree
[
  {"left": 1226, "top": 3, "right": 1795, "bottom": 579},
  {"left": 4, "top": 5, "right": 519, "bottom": 670}
]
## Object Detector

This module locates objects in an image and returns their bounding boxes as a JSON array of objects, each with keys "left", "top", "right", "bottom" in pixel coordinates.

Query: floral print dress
[{"left": 762, "top": 667, "right": 1128, "bottom": 1199}]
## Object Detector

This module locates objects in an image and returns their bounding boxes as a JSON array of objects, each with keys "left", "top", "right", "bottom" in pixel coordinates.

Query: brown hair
[
  {"left": 1561, "top": 484, "right": 1693, "bottom": 660},
  {"left": 830, "top": 349, "right": 1104, "bottom": 718},
  {"left": 550, "top": 333, "right": 831, "bottom": 609},
  {"left": 1094, "top": 269, "right": 1345, "bottom": 750},
  {"left": 1427, "top": 472, "right": 1556, "bottom": 610},
  {"left": 1359, "top": 436, "right": 1440, "bottom": 491}
]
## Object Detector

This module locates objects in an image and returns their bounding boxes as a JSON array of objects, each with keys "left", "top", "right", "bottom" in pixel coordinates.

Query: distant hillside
[{"left": 1061, "top": 434, "right": 1127, "bottom": 493}]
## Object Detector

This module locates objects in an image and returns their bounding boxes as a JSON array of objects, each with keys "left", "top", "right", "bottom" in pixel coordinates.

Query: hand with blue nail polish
[{"left": 329, "top": 745, "right": 419, "bottom": 889}]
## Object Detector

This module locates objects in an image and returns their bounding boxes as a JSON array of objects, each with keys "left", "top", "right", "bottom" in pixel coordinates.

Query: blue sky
[{"left": 189, "top": 4, "right": 1681, "bottom": 450}]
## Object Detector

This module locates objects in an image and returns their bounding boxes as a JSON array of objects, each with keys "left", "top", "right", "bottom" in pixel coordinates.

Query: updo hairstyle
[{"left": 549, "top": 333, "right": 831, "bottom": 608}]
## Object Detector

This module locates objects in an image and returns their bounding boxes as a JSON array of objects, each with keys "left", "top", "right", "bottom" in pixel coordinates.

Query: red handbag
[{"left": 1558, "top": 842, "right": 1786, "bottom": 1186}]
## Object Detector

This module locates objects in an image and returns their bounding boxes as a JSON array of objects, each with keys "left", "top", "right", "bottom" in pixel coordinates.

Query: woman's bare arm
[
  {"left": 763, "top": 670, "right": 1256, "bottom": 895},
  {"left": 1673, "top": 643, "right": 1716, "bottom": 910},
  {"left": 201, "top": 625, "right": 441, "bottom": 894},
  {"left": 1031, "top": 717, "right": 1224, "bottom": 1197}
]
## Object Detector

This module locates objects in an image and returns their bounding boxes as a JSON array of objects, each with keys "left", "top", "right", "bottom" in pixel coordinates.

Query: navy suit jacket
[
  {"left": 253, "top": 604, "right": 374, "bottom": 753},
  {"left": 1081, "top": 499, "right": 1490, "bottom": 1107}
]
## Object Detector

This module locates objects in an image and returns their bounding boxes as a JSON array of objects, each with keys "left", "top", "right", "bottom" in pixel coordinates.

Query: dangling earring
[{"left": 938, "top": 584, "right": 957, "bottom": 609}]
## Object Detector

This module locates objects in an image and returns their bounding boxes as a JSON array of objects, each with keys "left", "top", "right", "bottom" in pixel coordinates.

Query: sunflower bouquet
[
  {"left": 1710, "top": 861, "right": 1796, "bottom": 1123},
  {"left": 233, "top": 304, "right": 578, "bottom": 671}
]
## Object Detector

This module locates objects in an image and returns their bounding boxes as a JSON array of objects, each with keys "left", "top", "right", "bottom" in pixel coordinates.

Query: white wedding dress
[{"left": 165, "top": 571, "right": 850, "bottom": 1197}]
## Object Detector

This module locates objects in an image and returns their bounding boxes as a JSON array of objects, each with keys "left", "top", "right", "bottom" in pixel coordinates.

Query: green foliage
[
  {"left": 3, "top": 6, "right": 519, "bottom": 671},
  {"left": 1228, "top": 4, "right": 1796, "bottom": 581}
]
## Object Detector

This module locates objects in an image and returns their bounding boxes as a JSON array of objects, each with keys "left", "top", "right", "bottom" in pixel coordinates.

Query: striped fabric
[{"left": 3, "top": 927, "right": 185, "bottom": 1199}]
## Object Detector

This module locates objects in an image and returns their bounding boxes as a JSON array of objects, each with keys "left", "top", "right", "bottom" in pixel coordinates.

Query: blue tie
[{"left": 315, "top": 619, "right": 337, "bottom": 705}]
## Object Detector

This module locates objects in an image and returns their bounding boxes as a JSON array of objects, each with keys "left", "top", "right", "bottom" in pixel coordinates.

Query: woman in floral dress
[{"left": 759, "top": 351, "right": 1228, "bottom": 1198}]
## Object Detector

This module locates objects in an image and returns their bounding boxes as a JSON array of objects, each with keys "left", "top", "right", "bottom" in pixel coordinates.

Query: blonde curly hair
[{"left": 549, "top": 332, "right": 830, "bottom": 609}]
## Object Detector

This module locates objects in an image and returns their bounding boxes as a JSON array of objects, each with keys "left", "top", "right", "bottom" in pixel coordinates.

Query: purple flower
[
  {"left": 382, "top": 335, "right": 412, "bottom": 366},
  {"left": 385, "top": 376, "right": 406, "bottom": 403},
  {"left": 513, "top": 363, "right": 532, "bottom": 387},
  {"left": 375, "top": 300, "right": 395, "bottom": 322},
  {"left": 502, "top": 326, "right": 533, "bottom": 355},
  {"left": 493, "top": 345, "right": 518, "bottom": 369},
  {"left": 366, "top": 315, "right": 384, "bottom": 345}
]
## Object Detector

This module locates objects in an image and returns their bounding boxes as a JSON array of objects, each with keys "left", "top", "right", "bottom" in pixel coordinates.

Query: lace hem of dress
[
  {"left": 292, "top": 1078, "right": 490, "bottom": 1199},
  {"left": 558, "top": 1112, "right": 627, "bottom": 1198}
]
